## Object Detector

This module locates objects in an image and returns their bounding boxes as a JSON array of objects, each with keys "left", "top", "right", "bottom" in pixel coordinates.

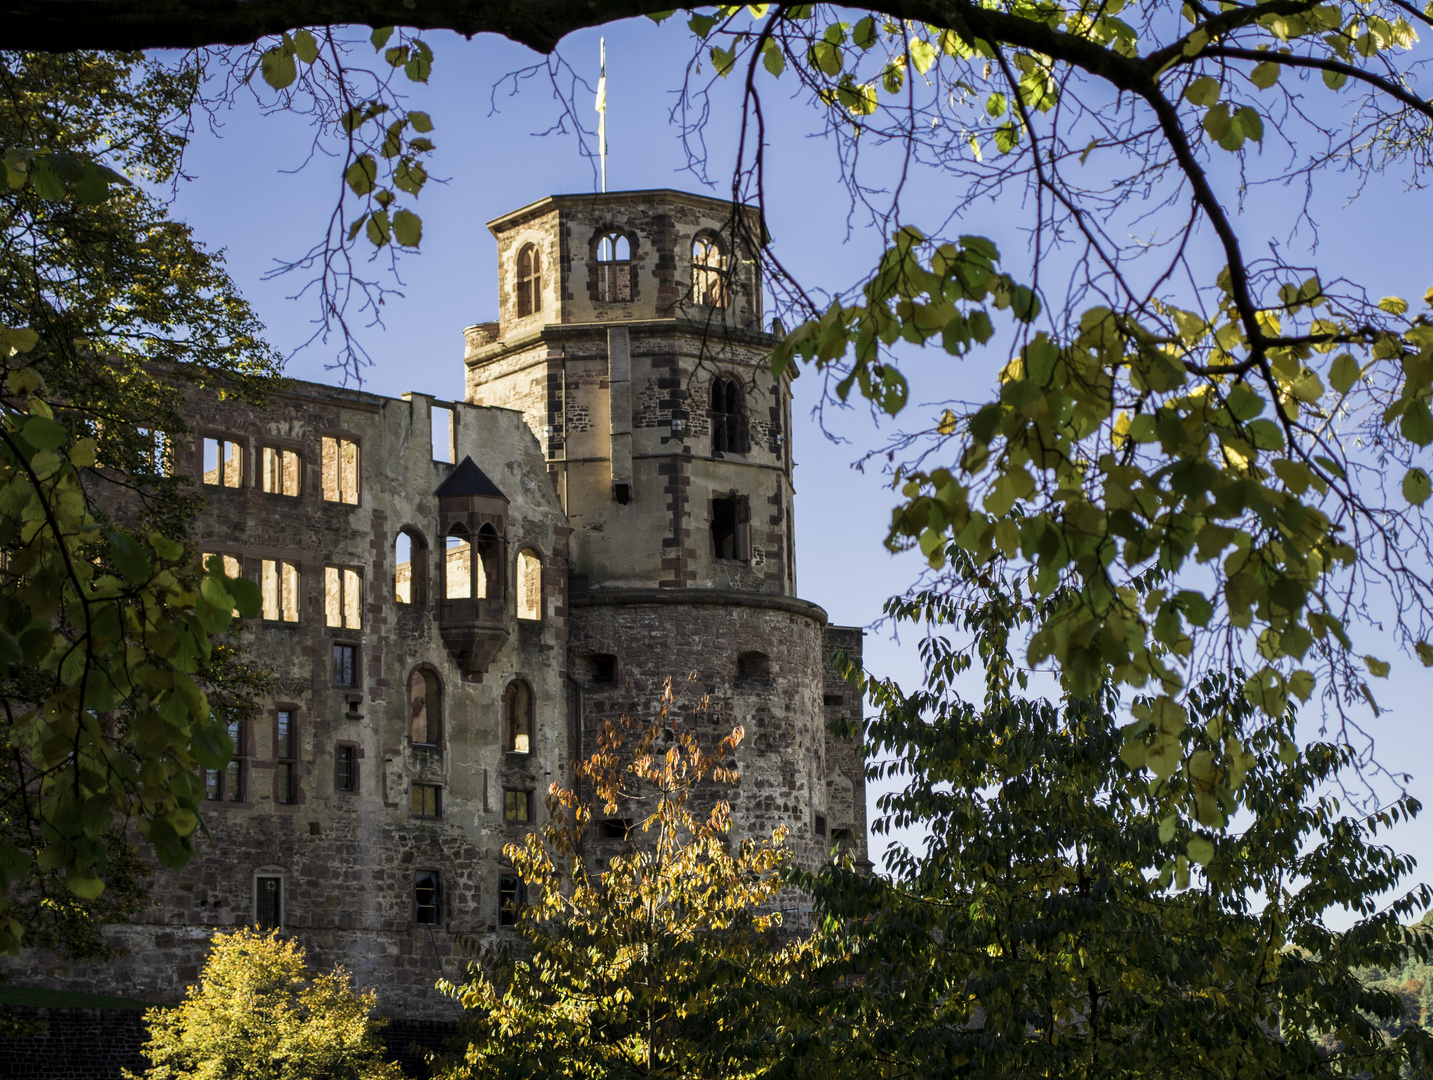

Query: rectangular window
[
  {"left": 415, "top": 871, "right": 440, "bottom": 925},
  {"left": 262, "top": 446, "right": 301, "bottom": 496},
  {"left": 332, "top": 644, "right": 358, "bottom": 688},
  {"left": 503, "top": 789, "right": 531, "bottom": 823},
  {"left": 135, "top": 428, "right": 170, "bottom": 476},
  {"left": 711, "top": 496, "right": 751, "bottom": 561},
  {"left": 202, "top": 552, "right": 242, "bottom": 579},
  {"left": 275, "top": 710, "right": 297, "bottom": 805},
  {"left": 432, "top": 405, "right": 455, "bottom": 463},
  {"left": 205, "top": 720, "right": 246, "bottom": 802},
  {"left": 498, "top": 874, "right": 523, "bottom": 926},
  {"left": 202, "top": 437, "right": 244, "bottom": 488},
  {"left": 324, "top": 566, "right": 363, "bottom": 630},
  {"left": 411, "top": 783, "right": 442, "bottom": 819},
  {"left": 321, "top": 436, "right": 360, "bottom": 504},
  {"left": 255, "top": 875, "right": 282, "bottom": 929},
  {"left": 335, "top": 745, "right": 357, "bottom": 793},
  {"left": 260, "top": 559, "right": 300, "bottom": 622}
]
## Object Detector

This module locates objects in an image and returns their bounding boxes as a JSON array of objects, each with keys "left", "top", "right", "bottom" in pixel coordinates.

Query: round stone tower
[{"left": 463, "top": 189, "right": 867, "bottom": 871}]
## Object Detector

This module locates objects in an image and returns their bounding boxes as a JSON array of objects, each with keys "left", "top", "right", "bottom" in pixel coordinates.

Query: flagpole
[{"left": 597, "top": 38, "right": 608, "bottom": 193}]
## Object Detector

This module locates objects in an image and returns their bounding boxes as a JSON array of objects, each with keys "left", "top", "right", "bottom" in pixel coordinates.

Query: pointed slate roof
[{"left": 434, "top": 456, "right": 507, "bottom": 500}]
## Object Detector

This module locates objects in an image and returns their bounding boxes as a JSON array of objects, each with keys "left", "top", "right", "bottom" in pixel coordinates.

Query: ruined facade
[{"left": 4, "top": 190, "right": 867, "bottom": 1020}]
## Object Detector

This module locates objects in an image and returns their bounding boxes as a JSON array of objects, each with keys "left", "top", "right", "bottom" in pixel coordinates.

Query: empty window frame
[
  {"left": 504, "top": 680, "right": 533, "bottom": 755},
  {"left": 516, "top": 549, "right": 542, "bottom": 622},
  {"left": 414, "top": 870, "right": 441, "bottom": 924},
  {"left": 814, "top": 813, "right": 827, "bottom": 837},
  {"left": 595, "top": 233, "right": 632, "bottom": 302},
  {"left": 692, "top": 234, "right": 728, "bottom": 308},
  {"left": 503, "top": 788, "right": 532, "bottom": 822},
  {"left": 205, "top": 718, "right": 247, "bottom": 802},
  {"left": 823, "top": 693, "right": 845, "bottom": 707},
  {"left": 736, "top": 651, "right": 771, "bottom": 685},
  {"left": 710, "top": 376, "right": 746, "bottom": 455},
  {"left": 202, "top": 436, "right": 244, "bottom": 488},
  {"left": 411, "top": 783, "right": 442, "bottom": 819},
  {"left": 335, "top": 744, "right": 358, "bottom": 793},
  {"left": 408, "top": 667, "right": 442, "bottom": 746},
  {"left": 202, "top": 552, "right": 242, "bottom": 617},
  {"left": 395, "top": 528, "right": 427, "bottom": 605},
  {"left": 516, "top": 244, "right": 542, "bottom": 317},
  {"left": 260, "top": 559, "right": 300, "bottom": 622},
  {"left": 134, "top": 428, "right": 170, "bottom": 476},
  {"left": 591, "top": 653, "right": 617, "bottom": 685},
  {"left": 324, "top": 566, "right": 363, "bottom": 630},
  {"left": 332, "top": 643, "right": 359, "bottom": 688},
  {"left": 321, "top": 435, "right": 360, "bottom": 504},
  {"left": 445, "top": 529, "right": 473, "bottom": 600},
  {"left": 431, "top": 404, "right": 455, "bottom": 463},
  {"left": 711, "top": 496, "right": 751, "bottom": 561},
  {"left": 255, "top": 874, "right": 283, "bottom": 929},
  {"left": 261, "top": 446, "right": 301, "bottom": 496},
  {"left": 498, "top": 873, "right": 523, "bottom": 926},
  {"left": 274, "top": 709, "right": 298, "bottom": 805}
]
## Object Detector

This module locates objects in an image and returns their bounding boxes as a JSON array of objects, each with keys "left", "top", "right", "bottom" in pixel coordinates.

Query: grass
[{"left": 0, "top": 984, "right": 160, "bottom": 1011}]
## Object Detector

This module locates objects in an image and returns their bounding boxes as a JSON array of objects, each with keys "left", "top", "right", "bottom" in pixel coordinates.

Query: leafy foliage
[
  {"left": 125, "top": 927, "right": 404, "bottom": 1080},
  {"left": 0, "top": 51, "right": 280, "bottom": 953},
  {"left": 441, "top": 681, "right": 805, "bottom": 1080},
  {"left": 797, "top": 555, "right": 1433, "bottom": 1080}
]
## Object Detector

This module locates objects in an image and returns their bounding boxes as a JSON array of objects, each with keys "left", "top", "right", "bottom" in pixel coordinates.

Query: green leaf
[
  {"left": 371, "top": 26, "right": 394, "bottom": 49},
  {"left": 74, "top": 164, "right": 109, "bottom": 205},
  {"left": 852, "top": 15, "right": 878, "bottom": 48},
  {"left": 345, "top": 155, "right": 377, "bottom": 196},
  {"left": 1184, "top": 76, "right": 1221, "bottom": 106},
  {"left": 909, "top": 38, "right": 937, "bottom": 75},
  {"left": 393, "top": 209, "right": 422, "bottom": 248},
  {"left": 1323, "top": 67, "right": 1348, "bottom": 89},
  {"left": 293, "top": 29, "right": 320, "bottom": 64},
  {"left": 1250, "top": 61, "right": 1281, "bottom": 88},
  {"left": 1402, "top": 467, "right": 1431, "bottom": 506},
  {"left": 1365, "top": 655, "right": 1391, "bottom": 678},
  {"left": 408, "top": 110, "right": 434, "bottom": 133},
  {"left": 1202, "top": 102, "right": 1232, "bottom": 139},
  {"left": 1186, "top": 835, "right": 1215, "bottom": 865},
  {"left": 22, "top": 415, "right": 67, "bottom": 451},
  {"left": 366, "top": 210, "right": 390, "bottom": 247},
  {"left": 985, "top": 92, "right": 1008, "bottom": 118},
  {"left": 1329, "top": 353, "right": 1360, "bottom": 394},
  {"left": 994, "top": 121, "right": 1020, "bottom": 154},
  {"left": 405, "top": 41, "right": 433, "bottom": 83},
  {"left": 1234, "top": 105, "right": 1263, "bottom": 143},
  {"left": 711, "top": 45, "right": 737, "bottom": 77},
  {"left": 1379, "top": 295, "right": 1409, "bottom": 315},
  {"left": 763, "top": 42, "right": 786, "bottom": 77},
  {"left": 28, "top": 158, "right": 65, "bottom": 200},
  {"left": 260, "top": 47, "right": 297, "bottom": 90},
  {"left": 1401, "top": 399, "right": 1433, "bottom": 446}
]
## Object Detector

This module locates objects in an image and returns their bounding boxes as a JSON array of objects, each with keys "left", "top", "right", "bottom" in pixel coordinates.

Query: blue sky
[{"left": 166, "top": 18, "right": 1433, "bottom": 917}]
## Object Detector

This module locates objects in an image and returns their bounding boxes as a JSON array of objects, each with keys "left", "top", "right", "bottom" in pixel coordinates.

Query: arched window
[
  {"left": 516, "top": 244, "right": 542, "bottom": 317},
  {"left": 711, "top": 376, "right": 746, "bottom": 455},
  {"left": 516, "top": 549, "right": 542, "bottom": 622},
  {"left": 409, "top": 667, "right": 442, "bottom": 745},
  {"left": 505, "top": 680, "right": 533, "bottom": 754},
  {"left": 476, "top": 523, "right": 501, "bottom": 600},
  {"left": 395, "top": 527, "right": 427, "bottom": 605},
  {"left": 596, "top": 232, "right": 632, "bottom": 302},
  {"left": 445, "top": 527, "right": 472, "bottom": 600},
  {"left": 736, "top": 651, "right": 770, "bottom": 686},
  {"left": 692, "top": 234, "right": 728, "bottom": 308}
]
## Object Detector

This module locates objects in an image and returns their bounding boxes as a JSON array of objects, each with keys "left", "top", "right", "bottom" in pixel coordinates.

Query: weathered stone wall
[{"left": 0, "top": 1008, "right": 149, "bottom": 1080}]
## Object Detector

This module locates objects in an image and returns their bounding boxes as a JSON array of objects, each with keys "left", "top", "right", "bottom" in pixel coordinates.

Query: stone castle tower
[
  {"left": 463, "top": 190, "right": 864, "bottom": 864},
  {"left": 0, "top": 189, "right": 867, "bottom": 1026}
]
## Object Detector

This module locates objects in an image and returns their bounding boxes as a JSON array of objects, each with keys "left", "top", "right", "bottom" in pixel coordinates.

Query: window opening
[
  {"left": 832, "top": 828, "right": 854, "bottom": 843},
  {"left": 445, "top": 530, "right": 472, "bottom": 600},
  {"left": 737, "top": 651, "right": 770, "bottom": 685},
  {"left": 321, "top": 436, "right": 360, "bottom": 504},
  {"left": 613, "top": 482, "right": 631, "bottom": 504},
  {"left": 202, "top": 437, "right": 244, "bottom": 488},
  {"left": 505, "top": 680, "right": 532, "bottom": 755},
  {"left": 255, "top": 875, "right": 282, "bottom": 929},
  {"left": 414, "top": 871, "right": 441, "bottom": 924},
  {"left": 815, "top": 813, "right": 828, "bottom": 837},
  {"left": 395, "top": 529, "right": 427, "bottom": 605},
  {"left": 824, "top": 693, "right": 845, "bottom": 707},
  {"left": 411, "top": 783, "right": 442, "bottom": 819},
  {"left": 498, "top": 874, "right": 523, "bottom": 925},
  {"left": 504, "top": 789, "right": 532, "bottom": 822},
  {"left": 692, "top": 235, "right": 728, "bottom": 308},
  {"left": 432, "top": 405, "right": 455, "bottom": 463},
  {"left": 261, "top": 447, "right": 301, "bottom": 495},
  {"left": 324, "top": 566, "right": 363, "bottom": 630},
  {"left": 335, "top": 745, "right": 357, "bottom": 793},
  {"left": 592, "top": 654, "right": 617, "bottom": 685},
  {"left": 596, "top": 233, "right": 632, "bottom": 302},
  {"left": 409, "top": 668, "right": 441, "bottom": 745},
  {"left": 476, "top": 524, "right": 500, "bottom": 600},
  {"left": 332, "top": 644, "right": 358, "bottom": 687},
  {"left": 202, "top": 552, "right": 242, "bottom": 617},
  {"left": 711, "top": 496, "right": 751, "bottom": 561},
  {"left": 135, "top": 429, "right": 170, "bottom": 476},
  {"left": 516, "top": 244, "right": 542, "bottom": 317},
  {"left": 205, "top": 718, "right": 246, "bottom": 801},
  {"left": 516, "top": 549, "right": 542, "bottom": 622},
  {"left": 710, "top": 377, "right": 746, "bottom": 455},
  {"left": 261, "top": 559, "right": 300, "bottom": 622},
  {"left": 275, "top": 710, "right": 297, "bottom": 805},
  {"left": 598, "top": 818, "right": 630, "bottom": 839}
]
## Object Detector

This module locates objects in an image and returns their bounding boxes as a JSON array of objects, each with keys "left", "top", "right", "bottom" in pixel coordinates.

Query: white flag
[{"left": 595, "top": 39, "right": 606, "bottom": 114}]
